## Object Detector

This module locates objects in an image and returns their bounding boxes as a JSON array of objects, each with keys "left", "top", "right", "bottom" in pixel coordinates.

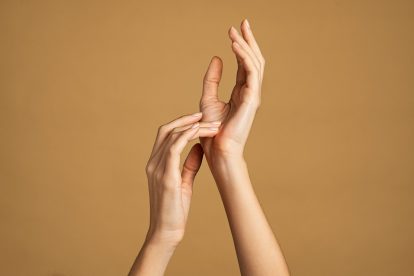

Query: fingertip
[
  {"left": 242, "top": 18, "right": 250, "bottom": 29},
  {"left": 241, "top": 19, "right": 246, "bottom": 28},
  {"left": 211, "top": 55, "right": 220, "bottom": 61},
  {"left": 228, "top": 26, "right": 237, "bottom": 37},
  {"left": 210, "top": 55, "right": 223, "bottom": 66}
]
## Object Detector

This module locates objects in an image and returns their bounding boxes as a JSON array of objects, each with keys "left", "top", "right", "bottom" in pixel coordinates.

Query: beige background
[{"left": 1, "top": 0, "right": 414, "bottom": 275}]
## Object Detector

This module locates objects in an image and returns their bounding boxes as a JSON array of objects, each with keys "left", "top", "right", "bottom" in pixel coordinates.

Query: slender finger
[
  {"left": 197, "top": 126, "right": 221, "bottom": 137},
  {"left": 228, "top": 26, "right": 260, "bottom": 70},
  {"left": 173, "top": 121, "right": 221, "bottom": 133},
  {"left": 240, "top": 19, "right": 265, "bottom": 66},
  {"left": 231, "top": 42, "right": 260, "bottom": 88},
  {"left": 151, "top": 121, "right": 220, "bottom": 168},
  {"left": 161, "top": 120, "right": 219, "bottom": 172},
  {"left": 234, "top": 50, "right": 246, "bottom": 87},
  {"left": 151, "top": 112, "right": 202, "bottom": 157},
  {"left": 164, "top": 124, "right": 201, "bottom": 174}
]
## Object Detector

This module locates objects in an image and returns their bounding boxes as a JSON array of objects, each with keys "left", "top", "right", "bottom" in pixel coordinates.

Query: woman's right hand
[
  {"left": 199, "top": 19, "right": 265, "bottom": 160},
  {"left": 144, "top": 112, "right": 221, "bottom": 246}
]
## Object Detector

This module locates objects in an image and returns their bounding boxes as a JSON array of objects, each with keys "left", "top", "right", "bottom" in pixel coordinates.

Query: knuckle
[
  {"left": 154, "top": 171, "right": 164, "bottom": 182},
  {"left": 171, "top": 131, "right": 180, "bottom": 138},
  {"left": 145, "top": 163, "right": 155, "bottom": 176},
  {"left": 158, "top": 124, "right": 167, "bottom": 135},
  {"left": 165, "top": 131, "right": 175, "bottom": 142},
  {"left": 203, "top": 75, "right": 220, "bottom": 85}
]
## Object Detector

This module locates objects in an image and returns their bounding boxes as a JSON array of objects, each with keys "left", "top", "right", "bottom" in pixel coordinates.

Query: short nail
[
  {"left": 192, "top": 112, "right": 202, "bottom": 117},
  {"left": 212, "top": 121, "right": 222, "bottom": 125},
  {"left": 245, "top": 19, "right": 250, "bottom": 28},
  {"left": 209, "top": 127, "right": 219, "bottom": 131}
]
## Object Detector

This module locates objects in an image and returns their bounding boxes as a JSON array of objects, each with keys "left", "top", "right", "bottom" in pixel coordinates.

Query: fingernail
[
  {"left": 209, "top": 127, "right": 219, "bottom": 131},
  {"left": 192, "top": 112, "right": 202, "bottom": 117},
  {"left": 192, "top": 122, "right": 200, "bottom": 129},
  {"left": 212, "top": 121, "right": 222, "bottom": 125},
  {"left": 245, "top": 19, "right": 250, "bottom": 28},
  {"left": 233, "top": 42, "right": 240, "bottom": 48}
]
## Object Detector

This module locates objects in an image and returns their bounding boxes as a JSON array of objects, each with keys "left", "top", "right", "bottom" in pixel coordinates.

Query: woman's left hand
[
  {"left": 130, "top": 112, "right": 220, "bottom": 276},
  {"left": 144, "top": 112, "right": 221, "bottom": 246}
]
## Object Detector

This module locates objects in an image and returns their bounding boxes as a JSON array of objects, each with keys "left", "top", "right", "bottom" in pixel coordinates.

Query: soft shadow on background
[{"left": 1, "top": 0, "right": 413, "bottom": 275}]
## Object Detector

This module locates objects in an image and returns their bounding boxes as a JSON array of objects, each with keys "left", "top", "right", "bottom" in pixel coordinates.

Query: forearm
[
  {"left": 128, "top": 234, "right": 177, "bottom": 276},
  {"left": 208, "top": 156, "right": 289, "bottom": 276}
]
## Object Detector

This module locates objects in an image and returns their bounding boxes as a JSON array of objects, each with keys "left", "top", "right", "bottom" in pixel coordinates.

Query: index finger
[{"left": 150, "top": 112, "right": 202, "bottom": 157}]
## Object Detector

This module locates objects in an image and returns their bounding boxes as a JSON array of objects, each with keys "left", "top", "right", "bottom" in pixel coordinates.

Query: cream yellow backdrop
[{"left": 1, "top": 0, "right": 413, "bottom": 275}]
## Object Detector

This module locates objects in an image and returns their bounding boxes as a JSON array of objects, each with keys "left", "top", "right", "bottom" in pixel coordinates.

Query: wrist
[
  {"left": 203, "top": 142, "right": 245, "bottom": 163},
  {"left": 206, "top": 153, "right": 250, "bottom": 185},
  {"left": 145, "top": 229, "right": 182, "bottom": 250}
]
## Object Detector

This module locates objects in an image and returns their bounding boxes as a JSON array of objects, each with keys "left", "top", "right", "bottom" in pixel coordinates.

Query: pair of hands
[{"left": 144, "top": 19, "right": 265, "bottom": 247}]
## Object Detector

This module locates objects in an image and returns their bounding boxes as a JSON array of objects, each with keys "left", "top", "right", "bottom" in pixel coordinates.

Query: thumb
[
  {"left": 201, "top": 56, "right": 223, "bottom": 103},
  {"left": 181, "top": 143, "right": 204, "bottom": 190}
]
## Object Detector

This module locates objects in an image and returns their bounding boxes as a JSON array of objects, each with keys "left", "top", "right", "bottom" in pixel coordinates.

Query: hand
[
  {"left": 199, "top": 19, "right": 265, "bottom": 159},
  {"left": 129, "top": 113, "right": 221, "bottom": 275},
  {"left": 144, "top": 112, "right": 221, "bottom": 246}
]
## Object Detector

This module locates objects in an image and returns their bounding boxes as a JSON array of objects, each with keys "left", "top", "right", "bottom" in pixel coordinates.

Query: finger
[
  {"left": 169, "top": 123, "right": 220, "bottom": 140},
  {"left": 151, "top": 112, "right": 203, "bottom": 157},
  {"left": 181, "top": 143, "right": 204, "bottom": 189},
  {"left": 196, "top": 126, "right": 220, "bottom": 137},
  {"left": 233, "top": 48, "right": 246, "bottom": 87},
  {"left": 228, "top": 26, "right": 260, "bottom": 70},
  {"left": 164, "top": 124, "right": 201, "bottom": 174},
  {"left": 172, "top": 121, "right": 221, "bottom": 133},
  {"left": 151, "top": 121, "right": 220, "bottom": 169},
  {"left": 240, "top": 19, "right": 265, "bottom": 69},
  {"left": 201, "top": 56, "right": 223, "bottom": 104},
  {"left": 231, "top": 41, "right": 260, "bottom": 88}
]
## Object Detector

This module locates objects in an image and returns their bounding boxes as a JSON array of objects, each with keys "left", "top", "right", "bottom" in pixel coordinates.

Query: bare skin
[{"left": 129, "top": 19, "right": 289, "bottom": 276}]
